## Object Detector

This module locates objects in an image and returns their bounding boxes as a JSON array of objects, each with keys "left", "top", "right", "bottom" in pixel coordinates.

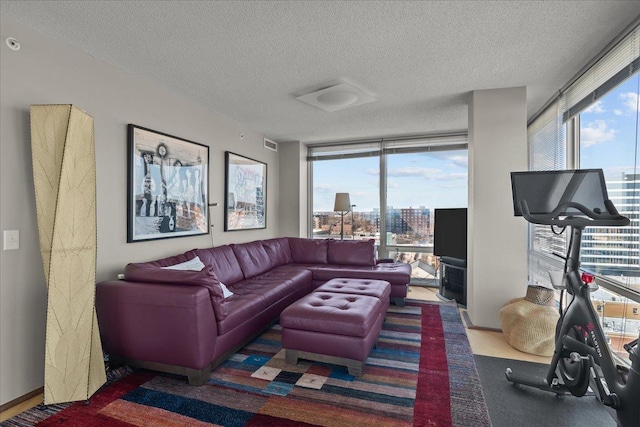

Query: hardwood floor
[
  {"left": 0, "top": 285, "right": 550, "bottom": 421},
  {"left": 0, "top": 393, "right": 43, "bottom": 422},
  {"left": 408, "top": 285, "right": 552, "bottom": 364}
]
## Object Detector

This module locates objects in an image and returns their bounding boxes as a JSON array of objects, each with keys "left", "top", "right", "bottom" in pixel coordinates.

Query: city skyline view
[{"left": 312, "top": 149, "right": 468, "bottom": 213}]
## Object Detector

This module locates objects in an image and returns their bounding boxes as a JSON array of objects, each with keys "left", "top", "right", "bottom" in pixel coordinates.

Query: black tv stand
[{"left": 438, "top": 257, "right": 467, "bottom": 307}]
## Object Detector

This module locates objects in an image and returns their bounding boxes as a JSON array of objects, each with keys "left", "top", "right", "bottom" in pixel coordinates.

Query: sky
[
  {"left": 580, "top": 72, "right": 639, "bottom": 181},
  {"left": 313, "top": 149, "right": 468, "bottom": 212}
]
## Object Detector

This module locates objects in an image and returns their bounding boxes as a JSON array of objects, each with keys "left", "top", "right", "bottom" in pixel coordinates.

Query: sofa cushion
[
  {"left": 288, "top": 238, "right": 328, "bottom": 264},
  {"left": 327, "top": 239, "right": 376, "bottom": 266},
  {"left": 125, "top": 252, "right": 197, "bottom": 269},
  {"left": 194, "top": 245, "right": 244, "bottom": 285},
  {"left": 124, "top": 261, "right": 228, "bottom": 320},
  {"left": 255, "top": 268, "right": 313, "bottom": 290},
  {"left": 218, "top": 279, "right": 300, "bottom": 334},
  {"left": 231, "top": 241, "right": 273, "bottom": 279},
  {"left": 313, "top": 263, "right": 412, "bottom": 286},
  {"left": 261, "top": 237, "right": 292, "bottom": 266}
]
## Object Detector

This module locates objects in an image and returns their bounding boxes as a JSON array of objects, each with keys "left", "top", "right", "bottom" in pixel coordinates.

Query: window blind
[
  {"left": 307, "top": 141, "right": 381, "bottom": 161},
  {"left": 528, "top": 100, "right": 565, "bottom": 171},
  {"left": 307, "top": 133, "right": 468, "bottom": 161},
  {"left": 382, "top": 133, "right": 467, "bottom": 155},
  {"left": 527, "top": 99, "right": 567, "bottom": 287},
  {"left": 525, "top": 21, "right": 640, "bottom": 287},
  {"left": 562, "top": 25, "right": 640, "bottom": 122}
]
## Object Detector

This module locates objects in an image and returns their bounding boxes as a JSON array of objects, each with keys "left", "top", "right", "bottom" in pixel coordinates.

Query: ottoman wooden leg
[
  {"left": 285, "top": 349, "right": 299, "bottom": 366},
  {"left": 347, "top": 361, "right": 365, "bottom": 377}
]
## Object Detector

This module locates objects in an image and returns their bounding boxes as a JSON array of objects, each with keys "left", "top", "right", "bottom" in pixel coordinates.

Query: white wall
[
  {"left": 467, "top": 87, "right": 528, "bottom": 329},
  {"left": 0, "top": 13, "right": 282, "bottom": 405},
  {"left": 279, "top": 141, "right": 308, "bottom": 237}
]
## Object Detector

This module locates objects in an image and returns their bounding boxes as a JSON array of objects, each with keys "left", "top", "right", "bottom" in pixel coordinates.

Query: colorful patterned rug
[{"left": 2, "top": 301, "right": 491, "bottom": 427}]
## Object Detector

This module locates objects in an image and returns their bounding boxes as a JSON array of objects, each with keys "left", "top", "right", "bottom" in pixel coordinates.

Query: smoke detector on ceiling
[{"left": 296, "top": 82, "right": 376, "bottom": 112}]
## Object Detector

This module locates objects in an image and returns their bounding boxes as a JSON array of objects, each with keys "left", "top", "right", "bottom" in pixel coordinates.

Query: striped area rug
[{"left": 2, "top": 300, "right": 491, "bottom": 427}]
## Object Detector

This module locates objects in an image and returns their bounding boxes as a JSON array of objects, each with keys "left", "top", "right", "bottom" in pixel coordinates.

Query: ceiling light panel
[{"left": 296, "top": 82, "right": 376, "bottom": 112}]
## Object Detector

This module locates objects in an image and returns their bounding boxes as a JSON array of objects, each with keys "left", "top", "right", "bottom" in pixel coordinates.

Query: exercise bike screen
[{"left": 510, "top": 169, "right": 609, "bottom": 216}]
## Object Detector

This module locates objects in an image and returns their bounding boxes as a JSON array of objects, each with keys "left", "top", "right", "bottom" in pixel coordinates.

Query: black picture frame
[
  {"left": 224, "top": 151, "right": 267, "bottom": 231},
  {"left": 127, "top": 124, "right": 209, "bottom": 242}
]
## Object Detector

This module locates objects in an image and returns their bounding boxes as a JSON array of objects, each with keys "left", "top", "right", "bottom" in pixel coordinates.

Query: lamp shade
[{"left": 334, "top": 193, "right": 351, "bottom": 212}]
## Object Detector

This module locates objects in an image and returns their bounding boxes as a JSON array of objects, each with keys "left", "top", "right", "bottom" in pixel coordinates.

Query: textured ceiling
[{"left": 1, "top": 1, "right": 639, "bottom": 144}]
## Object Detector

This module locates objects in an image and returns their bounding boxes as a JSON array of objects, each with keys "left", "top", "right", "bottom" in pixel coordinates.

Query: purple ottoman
[
  {"left": 280, "top": 292, "right": 383, "bottom": 376},
  {"left": 315, "top": 278, "right": 390, "bottom": 316}
]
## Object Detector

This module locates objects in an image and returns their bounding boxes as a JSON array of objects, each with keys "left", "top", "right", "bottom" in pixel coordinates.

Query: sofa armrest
[{"left": 96, "top": 280, "right": 218, "bottom": 370}]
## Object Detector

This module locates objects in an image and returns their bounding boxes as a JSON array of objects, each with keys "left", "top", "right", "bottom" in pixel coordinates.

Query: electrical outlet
[{"left": 3, "top": 230, "right": 19, "bottom": 250}]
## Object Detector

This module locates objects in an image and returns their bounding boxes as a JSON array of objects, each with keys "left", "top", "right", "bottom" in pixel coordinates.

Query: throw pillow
[{"left": 219, "top": 282, "right": 234, "bottom": 299}]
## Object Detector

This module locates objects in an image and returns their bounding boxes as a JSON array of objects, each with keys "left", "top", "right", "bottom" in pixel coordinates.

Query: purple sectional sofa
[{"left": 95, "top": 237, "right": 411, "bottom": 385}]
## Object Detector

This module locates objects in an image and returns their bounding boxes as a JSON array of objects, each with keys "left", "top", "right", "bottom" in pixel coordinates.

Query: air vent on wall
[{"left": 264, "top": 138, "right": 278, "bottom": 152}]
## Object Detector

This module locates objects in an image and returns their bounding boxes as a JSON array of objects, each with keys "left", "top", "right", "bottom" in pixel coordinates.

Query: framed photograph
[
  {"left": 224, "top": 152, "right": 267, "bottom": 231},
  {"left": 127, "top": 124, "right": 209, "bottom": 242}
]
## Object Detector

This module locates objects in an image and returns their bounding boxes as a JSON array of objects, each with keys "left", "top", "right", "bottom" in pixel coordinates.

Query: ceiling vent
[
  {"left": 264, "top": 138, "right": 278, "bottom": 152},
  {"left": 296, "top": 82, "right": 376, "bottom": 112}
]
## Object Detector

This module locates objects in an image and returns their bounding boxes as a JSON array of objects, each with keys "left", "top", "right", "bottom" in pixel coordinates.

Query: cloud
[
  {"left": 313, "top": 183, "right": 336, "bottom": 193},
  {"left": 448, "top": 154, "right": 468, "bottom": 168},
  {"left": 614, "top": 109, "right": 623, "bottom": 116},
  {"left": 386, "top": 166, "right": 467, "bottom": 182},
  {"left": 620, "top": 92, "right": 639, "bottom": 113},
  {"left": 387, "top": 167, "right": 441, "bottom": 178},
  {"left": 365, "top": 168, "right": 379, "bottom": 176},
  {"left": 583, "top": 100, "right": 605, "bottom": 114},
  {"left": 580, "top": 120, "right": 616, "bottom": 147}
]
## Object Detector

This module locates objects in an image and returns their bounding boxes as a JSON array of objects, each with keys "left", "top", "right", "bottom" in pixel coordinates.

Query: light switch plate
[{"left": 3, "top": 230, "right": 19, "bottom": 250}]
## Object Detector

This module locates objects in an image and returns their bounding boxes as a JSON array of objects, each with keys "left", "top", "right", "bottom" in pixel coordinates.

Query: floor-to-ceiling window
[
  {"left": 308, "top": 136, "right": 467, "bottom": 285},
  {"left": 578, "top": 72, "right": 640, "bottom": 361},
  {"left": 527, "top": 23, "right": 640, "bottom": 364},
  {"left": 384, "top": 140, "right": 467, "bottom": 285},
  {"left": 311, "top": 153, "right": 380, "bottom": 240}
]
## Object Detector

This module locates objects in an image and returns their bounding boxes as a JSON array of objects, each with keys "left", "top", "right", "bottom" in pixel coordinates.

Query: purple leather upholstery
[
  {"left": 261, "top": 237, "right": 292, "bottom": 266},
  {"left": 231, "top": 240, "right": 273, "bottom": 279},
  {"left": 314, "top": 278, "right": 390, "bottom": 315},
  {"left": 280, "top": 293, "right": 381, "bottom": 337},
  {"left": 96, "top": 280, "right": 217, "bottom": 370},
  {"left": 255, "top": 268, "right": 312, "bottom": 287},
  {"left": 195, "top": 245, "right": 244, "bottom": 285},
  {"left": 95, "top": 237, "right": 410, "bottom": 384},
  {"left": 124, "top": 251, "right": 196, "bottom": 268},
  {"left": 327, "top": 239, "right": 376, "bottom": 266},
  {"left": 124, "top": 262, "right": 228, "bottom": 321},
  {"left": 313, "top": 263, "right": 411, "bottom": 298},
  {"left": 218, "top": 279, "right": 309, "bottom": 334},
  {"left": 280, "top": 293, "right": 383, "bottom": 361},
  {"left": 288, "top": 238, "right": 328, "bottom": 264}
]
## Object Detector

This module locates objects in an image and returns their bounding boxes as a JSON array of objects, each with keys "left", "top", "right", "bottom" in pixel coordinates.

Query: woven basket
[{"left": 499, "top": 286, "right": 559, "bottom": 356}]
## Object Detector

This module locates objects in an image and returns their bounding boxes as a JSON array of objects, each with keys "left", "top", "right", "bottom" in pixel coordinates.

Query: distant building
[
  {"left": 582, "top": 173, "right": 640, "bottom": 277},
  {"left": 386, "top": 206, "right": 430, "bottom": 243}
]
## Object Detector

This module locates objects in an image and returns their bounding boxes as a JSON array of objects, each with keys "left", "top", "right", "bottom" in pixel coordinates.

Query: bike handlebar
[{"left": 520, "top": 199, "right": 630, "bottom": 227}]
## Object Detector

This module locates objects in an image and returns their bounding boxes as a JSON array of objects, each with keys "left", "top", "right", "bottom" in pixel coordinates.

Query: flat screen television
[
  {"left": 433, "top": 208, "right": 467, "bottom": 261},
  {"left": 510, "top": 169, "right": 608, "bottom": 217}
]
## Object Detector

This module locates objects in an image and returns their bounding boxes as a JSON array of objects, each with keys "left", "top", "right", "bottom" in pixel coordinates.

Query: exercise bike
[{"left": 506, "top": 169, "right": 640, "bottom": 427}]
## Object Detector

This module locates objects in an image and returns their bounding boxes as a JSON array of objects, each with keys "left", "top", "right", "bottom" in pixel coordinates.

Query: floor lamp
[{"left": 334, "top": 193, "right": 351, "bottom": 240}]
